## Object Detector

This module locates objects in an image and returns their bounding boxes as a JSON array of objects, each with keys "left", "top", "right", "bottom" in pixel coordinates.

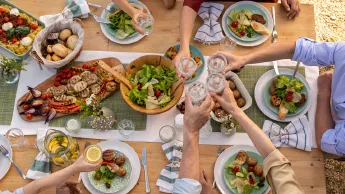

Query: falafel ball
[
  {"left": 233, "top": 90, "right": 241, "bottom": 99},
  {"left": 229, "top": 80, "right": 236, "bottom": 90},
  {"left": 254, "top": 165, "right": 263, "bottom": 177},
  {"left": 103, "top": 150, "right": 115, "bottom": 161},
  {"left": 236, "top": 98, "right": 246, "bottom": 108},
  {"left": 246, "top": 156, "right": 258, "bottom": 166},
  {"left": 115, "top": 156, "right": 126, "bottom": 166},
  {"left": 116, "top": 167, "right": 127, "bottom": 177}
]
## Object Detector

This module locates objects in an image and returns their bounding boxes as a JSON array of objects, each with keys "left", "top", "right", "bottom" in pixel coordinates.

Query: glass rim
[
  {"left": 65, "top": 118, "right": 82, "bottom": 133},
  {"left": 159, "top": 125, "right": 176, "bottom": 142},
  {"left": 84, "top": 144, "right": 103, "bottom": 163},
  {"left": 188, "top": 81, "right": 208, "bottom": 102},
  {"left": 5, "top": 128, "right": 24, "bottom": 147},
  {"left": 206, "top": 73, "right": 226, "bottom": 93},
  {"left": 178, "top": 57, "right": 198, "bottom": 77},
  {"left": 207, "top": 54, "right": 227, "bottom": 73}
]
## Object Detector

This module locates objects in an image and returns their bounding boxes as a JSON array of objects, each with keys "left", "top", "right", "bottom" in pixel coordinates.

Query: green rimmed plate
[{"left": 88, "top": 150, "right": 132, "bottom": 193}]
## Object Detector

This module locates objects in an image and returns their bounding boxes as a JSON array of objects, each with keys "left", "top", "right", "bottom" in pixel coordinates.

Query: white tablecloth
[{"left": 0, "top": 51, "right": 319, "bottom": 148}]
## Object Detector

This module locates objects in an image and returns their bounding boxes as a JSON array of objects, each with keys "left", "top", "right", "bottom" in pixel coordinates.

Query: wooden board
[{"left": 16, "top": 57, "right": 123, "bottom": 122}]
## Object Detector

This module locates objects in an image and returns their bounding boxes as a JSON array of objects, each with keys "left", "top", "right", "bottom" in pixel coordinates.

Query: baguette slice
[
  {"left": 278, "top": 103, "right": 288, "bottom": 119},
  {"left": 251, "top": 21, "right": 270, "bottom": 35}
]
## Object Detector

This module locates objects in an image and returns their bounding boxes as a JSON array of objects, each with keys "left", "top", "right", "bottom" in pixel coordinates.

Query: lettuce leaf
[
  {"left": 284, "top": 101, "right": 297, "bottom": 113},
  {"left": 127, "top": 86, "right": 147, "bottom": 106}
]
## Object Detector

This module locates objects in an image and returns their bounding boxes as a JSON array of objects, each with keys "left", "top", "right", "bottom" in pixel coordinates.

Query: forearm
[
  {"left": 112, "top": 0, "right": 138, "bottom": 17},
  {"left": 179, "top": 130, "right": 200, "bottom": 180},
  {"left": 179, "top": 6, "right": 197, "bottom": 52},
  {"left": 315, "top": 93, "right": 334, "bottom": 147},
  {"left": 23, "top": 165, "right": 77, "bottom": 194}
]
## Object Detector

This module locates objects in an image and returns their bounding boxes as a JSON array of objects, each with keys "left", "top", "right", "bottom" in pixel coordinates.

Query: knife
[
  {"left": 142, "top": 147, "right": 150, "bottom": 193},
  {"left": 291, "top": 61, "right": 301, "bottom": 80},
  {"left": 271, "top": 6, "right": 279, "bottom": 75}
]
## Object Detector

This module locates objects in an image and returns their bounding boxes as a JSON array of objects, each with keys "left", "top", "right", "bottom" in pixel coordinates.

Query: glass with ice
[
  {"left": 207, "top": 54, "right": 227, "bottom": 74},
  {"left": 137, "top": 14, "right": 154, "bottom": 35},
  {"left": 178, "top": 57, "right": 198, "bottom": 79},
  {"left": 188, "top": 81, "right": 207, "bottom": 107},
  {"left": 206, "top": 73, "right": 226, "bottom": 94}
]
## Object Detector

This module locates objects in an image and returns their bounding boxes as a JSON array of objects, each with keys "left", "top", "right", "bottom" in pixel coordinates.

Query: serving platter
[
  {"left": 16, "top": 58, "right": 124, "bottom": 122},
  {"left": 0, "top": 135, "right": 12, "bottom": 181}
]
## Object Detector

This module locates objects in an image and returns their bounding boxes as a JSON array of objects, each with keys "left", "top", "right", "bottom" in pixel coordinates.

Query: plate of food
[
  {"left": 255, "top": 68, "right": 312, "bottom": 122},
  {"left": 100, "top": 0, "right": 150, "bottom": 44},
  {"left": 0, "top": 135, "right": 12, "bottom": 181},
  {"left": 88, "top": 149, "right": 132, "bottom": 193},
  {"left": 215, "top": 145, "right": 270, "bottom": 194},
  {"left": 164, "top": 44, "right": 205, "bottom": 84},
  {"left": 222, "top": 1, "right": 273, "bottom": 46},
  {"left": 0, "top": 0, "right": 44, "bottom": 57},
  {"left": 120, "top": 55, "right": 184, "bottom": 114}
]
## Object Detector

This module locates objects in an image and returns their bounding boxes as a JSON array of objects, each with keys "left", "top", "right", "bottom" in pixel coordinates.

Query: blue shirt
[
  {"left": 292, "top": 37, "right": 345, "bottom": 155},
  {"left": 172, "top": 178, "right": 202, "bottom": 194}
]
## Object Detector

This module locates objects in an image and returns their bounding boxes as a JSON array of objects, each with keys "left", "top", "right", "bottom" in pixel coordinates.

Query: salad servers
[
  {"left": 142, "top": 147, "right": 150, "bottom": 193},
  {"left": 0, "top": 145, "right": 26, "bottom": 179},
  {"left": 89, "top": 12, "right": 111, "bottom": 24},
  {"left": 271, "top": 6, "right": 279, "bottom": 75},
  {"left": 87, "top": 2, "right": 116, "bottom": 13}
]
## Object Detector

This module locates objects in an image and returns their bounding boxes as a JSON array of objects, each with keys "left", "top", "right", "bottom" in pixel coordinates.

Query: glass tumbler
[
  {"left": 118, "top": 119, "right": 135, "bottom": 138},
  {"left": 5, "top": 128, "right": 30, "bottom": 152}
]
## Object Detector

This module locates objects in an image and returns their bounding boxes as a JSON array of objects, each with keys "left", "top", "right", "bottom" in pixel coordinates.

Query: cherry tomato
[
  {"left": 17, "top": 19, "right": 23, "bottom": 25},
  {"left": 248, "top": 166, "right": 254, "bottom": 172},
  {"left": 0, "top": 8, "right": 6, "bottom": 13},
  {"left": 82, "top": 64, "right": 89, "bottom": 69},
  {"left": 56, "top": 76, "right": 61, "bottom": 82},
  {"left": 137, "top": 83, "right": 142, "bottom": 89},
  {"left": 0, "top": 29, "right": 3, "bottom": 34},
  {"left": 54, "top": 81, "right": 60, "bottom": 87},
  {"left": 67, "top": 73, "right": 72, "bottom": 79},
  {"left": 285, "top": 92, "right": 294, "bottom": 102},
  {"left": 64, "top": 68, "right": 70, "bottom": 73},
  {"left": 61, "top": 74, "right": 67, "bottom": 79},
  {"left": 57, "top": 71, "right": 63, "bottom": 76},
  {"left": 231, "top": 21, "right": 238, "bottom": 28},
  {"left": 4, "top": 17, "right": 9, "bottom": 22},
  {"left": 249, "top": 178, "right": 255, "bottom": 185},
  {"left": 41, "top": 93, "right": 47, "bottom": 100},
  {"left": 30, "top": 23, "right": 38, "bottom": 30},
  {"left": 240, "top": 30, "right": 246, "bottom": 36},
  {"left": 233, "top": 166, "right": 240, "bottom": 173},
  {"left": 26, "top": 113, "right": 33, "bottom": 120},
  {"left": 23, "top": 104, "right": 30, "bottom": 110},
  {"left": 89, "top": 66, "right": 96, "bottom": 72},
  {"left": 48, "top": 93, "right": 54, "bottom": 99},
  {"left": 155, "top": 90, "right": 161, "bottom": 97},
  {"left": 1, "top": 37, "right": 6, "bottom": 43},
  {"left": 11, "top": 37, "right": 17, "bottom": 43},
  {"left": 71, "top": 70, "right": 77, "bottom": 76}
]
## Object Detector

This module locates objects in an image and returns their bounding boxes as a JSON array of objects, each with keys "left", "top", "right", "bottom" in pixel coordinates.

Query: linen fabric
[{"left": 0, "top": 188, "right": 24, "bottom": 194}]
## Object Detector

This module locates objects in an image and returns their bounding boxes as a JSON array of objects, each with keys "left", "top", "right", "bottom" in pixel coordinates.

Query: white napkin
[
  {"left": 156, "top": 140, "right": 183, "bottom": 193},
  {"left": 39, "top": 0, "right": 90, "bottom": 26},
  {"left": 194, "top": 2, "right": 225, "bottom": 45},
  {"left": 263, "top": 116, "right": 312, "bottom": 151}
]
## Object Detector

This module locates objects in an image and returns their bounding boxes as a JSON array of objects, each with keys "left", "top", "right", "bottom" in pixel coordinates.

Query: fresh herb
[
  {"left": 77, "top": 94, "right": 103, "bottom": 119},
  {"left": 6, "top": 28, "right": 15, "bottom": 39},
  {"left": 56, "top": 136, "right": 64, "bottom": 143},
  {"left": 245, "top": 26, "right": 254, "bottom": 38},
  {"left": 14, "top": 26, "right": 30, "bottom": 37},
  {"left": 0, "top": 54, "right": 27, "bottom": 77},
  {"left": 108, "top": 10, "right": 136, "bottom": 39},
  {"left": 243, "top": 184, "right": 253, "bottom": 194}
]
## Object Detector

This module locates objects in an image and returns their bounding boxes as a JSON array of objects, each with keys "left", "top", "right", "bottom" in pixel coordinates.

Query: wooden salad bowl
[{"left": 120, "top": 55, "right": 184, "bottom": 115}]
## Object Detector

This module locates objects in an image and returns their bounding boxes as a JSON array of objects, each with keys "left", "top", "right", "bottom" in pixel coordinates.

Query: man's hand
[
  {"left": 71, "top": 154, "right": 102, "bottom": 173},
  {"left": 172, "top": 49, "right": 191, "bottom": 79},
  {"left": 184, "top": 93, "right": 215, "bottom": 134},
  {"left": 131, "top": 10, "right": 149, "bottom": 34},
  {"left": 317, "top": 71, "right": 333, "bottom": 96},
  {"left": 56, "top": 180, "right": 82, "bottom": 194},
  {"left": 213, "top": 51, "right": 244, "bottom": 73},
  {"left": 281, "top": 0, "right": 301, "bottom": 19},
  {"left": 200, "top": 170, "right": 217, "bottom": 194},
  {"left": 210, "top": 86, "right": 239, "bottom": 115}
]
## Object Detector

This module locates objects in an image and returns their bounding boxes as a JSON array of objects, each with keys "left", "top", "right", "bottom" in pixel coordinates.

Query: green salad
[
  {"left": 127, "top": 64, "right": 178, "bottom": 109},
  {"left": 108, "top": 10, "right": 136, "bottom": 40}
]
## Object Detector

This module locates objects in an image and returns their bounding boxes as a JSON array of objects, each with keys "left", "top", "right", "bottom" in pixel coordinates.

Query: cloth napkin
[
  {"left": 26, "top": 128, "right": 51, "bottom": 180},
  {"left": 39, "top": 0, "right": 90, "bottom": 26},
  {"left": 156, "top": 140, "right": 183, "bottom": 193},
  {"left": 194, "top": 2, "right": 225, "bottom": 45},
  {"left": 263, "top": 116, "right": 312, "bottom": 151}
]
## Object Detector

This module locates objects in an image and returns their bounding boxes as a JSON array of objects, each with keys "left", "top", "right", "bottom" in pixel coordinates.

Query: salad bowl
[{"left": 120, "top": 55, "right": 184, "bottom": 115}]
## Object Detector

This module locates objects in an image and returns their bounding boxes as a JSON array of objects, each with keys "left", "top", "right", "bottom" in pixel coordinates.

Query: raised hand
[{"left": 281, "top": 0, "right": 301, "bottom": 19}]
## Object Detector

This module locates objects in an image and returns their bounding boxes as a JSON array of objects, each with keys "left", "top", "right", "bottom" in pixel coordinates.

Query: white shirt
[
  {"left": 172, "top": 178, "right": 202, "bottom": 194},
  {"left": 0, "top": 188, "right": 24, "bottom": 194}
]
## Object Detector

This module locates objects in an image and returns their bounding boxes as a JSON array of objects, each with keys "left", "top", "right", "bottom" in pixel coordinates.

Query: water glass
[
  {"left": 207, "top": 54, "right": 228, "bottom": 74},
  {"left": 159, "top": 125, "right": 176, "bottom": 143},
  {"left": 65, "top": 118, "right": 82, "bottom": 133},
  {"left": 188, "top": 81, "right": 207, "bottom": 107},
  {"left": 206, "top": 73, "right": 226, "bottom": 94},
  {"left": 220, "top": 36, "right": 236, "bottom": 52},
  {"left": 137, "top": 14, "right": 154, "bottom": 35},
  {"left": 5, "top": 128, "right": 30, "bottom": 151},
  {"left": 118, "top": 119, "right": 135, "bottom": 138},
  {"left": 177, "top": 57, "right": 198, "bottom": 79}
]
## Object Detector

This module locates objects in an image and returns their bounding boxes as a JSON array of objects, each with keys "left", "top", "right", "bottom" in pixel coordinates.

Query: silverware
[
  {"left": 291, "top": 61, "right": 301, "bottom": 80},
  {"left": 271, "top": 6, "right": 279, "bottom": 75},
  {"left": 0, "top": 145, "right": 26, "bottom": 179},
  {"left": 78, "top": 141, "right": 91, "bottom": 183},
  {"left": 89, "top": 12, "right": 111, "bottom": 24},
  {"left": 142, "top": 147, "right": 150, "bottom": 193},
  {"left": 212, "top": 146, "right": 224, "bottom": 189},
  {"left": 87, "top": 2, "right": 116, "bottom": 13}
]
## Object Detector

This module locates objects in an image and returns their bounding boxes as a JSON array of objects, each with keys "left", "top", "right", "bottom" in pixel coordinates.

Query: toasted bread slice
[
  {"left": 235, "top": 150, "right": 248, "bottom": 165},
  {"left": 278, "top": 103, "right": 288, "bottom": 119},
  {"left": 229, "top": 24, "right": 243, "bottom": 38}
]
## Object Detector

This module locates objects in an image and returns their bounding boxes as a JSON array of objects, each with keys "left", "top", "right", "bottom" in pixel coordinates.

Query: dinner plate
[
  {"left": 100, "top": 0, "right": 150, "bottom": 45},
  {"left": 254, "top": 68, "right": 312, "bottom": 122},
  {"left": 82, "top": 140, "right": 141, "bottom": 194},
  {"left": 214, "top": 145, "right": 270, "bottom": 194},
  {"left": 222, "top": 1, "right": 273, "bottom": 47},
  {"left": 0, "top": 135, "right": 12, "bottom": 180}
]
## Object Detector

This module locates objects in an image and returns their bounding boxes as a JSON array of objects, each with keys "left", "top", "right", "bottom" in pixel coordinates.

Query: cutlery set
[
  {"left": 0, "top": 145, "right": 26, "bottom": 179},
  {"left": 87, "top": 2, "right": 115, "bottom": 24}
]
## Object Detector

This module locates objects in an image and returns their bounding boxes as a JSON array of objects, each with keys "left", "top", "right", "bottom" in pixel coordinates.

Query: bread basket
[{"left": 30, "top": 19, "right": 84, "bottom": 69}]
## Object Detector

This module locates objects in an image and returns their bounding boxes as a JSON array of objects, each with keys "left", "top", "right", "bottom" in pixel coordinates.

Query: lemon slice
[{"left": 86, "top": 146, "right": 102, "bottom": 163}]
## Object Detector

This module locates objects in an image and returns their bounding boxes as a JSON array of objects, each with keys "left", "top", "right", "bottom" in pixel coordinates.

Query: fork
[
  {"left": 0, "top": 145, "right": 26, "bottom": 179},
  {"left": 87, "top": 2, "right": 116, "bottom": 13},
  {"left": 78, "top": 141, "right": 91, "bottom": 183},
  {"left": 271, "top": 6, "right": 279, "bottom": 75},
  {"left": 89, "top": 12, "right": 112, "bottom": 24},
  {"left": 212, "top": 146, "right": 224, "bottom": 188}
]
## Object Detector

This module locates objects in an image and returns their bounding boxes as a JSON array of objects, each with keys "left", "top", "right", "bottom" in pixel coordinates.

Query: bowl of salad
[{"left": 120, "top": 55, "right": 184, "bottom": 115}]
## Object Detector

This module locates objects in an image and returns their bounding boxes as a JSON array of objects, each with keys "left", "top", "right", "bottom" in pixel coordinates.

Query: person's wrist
[
  {"left": 227, "top": 106, "right": 242, "bottom": 117},
  {"left": 317, "top": 92, "right": 331, "bottom": 99},
  {"left": 239, "top": 55, "right": 247, "bottom": 68},
  {"left": 67, "top": 164, "right": 79, "bottom": 174}
]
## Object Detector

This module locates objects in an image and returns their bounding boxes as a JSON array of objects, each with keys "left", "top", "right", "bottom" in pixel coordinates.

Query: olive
[
  {"left": 94, "top": 171, "right": 102, "bottom": 180},
  {"left": 105, "top": 183, "right": 111, "bottom": 189},
  {"left": 258, "top": 182, "right": 265, "bottom": 187}
]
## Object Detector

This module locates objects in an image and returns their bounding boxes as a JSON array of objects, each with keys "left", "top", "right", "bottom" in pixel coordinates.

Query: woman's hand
[
  {"left": 184, "top": 93, "right": 214, "bottom": 134},
  {"left": 172, "top": 48, "right": 191, "bottom": 79},
  {"left": 131, "top": 10, "right": 150, "bottom": 35},
  {"left": 71, "top": 154, "right": 102, "bottom": 173},
  {"left": 281, "top": 0, "right": 301, "bottom": 19},
  {"left": 210, "top": 86, "right": 240, "bottom": 115},
  {"left": 212, "top": 51, "right": 244, "bottom": 73},
  {"left": 56, "top": 180, "right": 82, "bottom": 194}
]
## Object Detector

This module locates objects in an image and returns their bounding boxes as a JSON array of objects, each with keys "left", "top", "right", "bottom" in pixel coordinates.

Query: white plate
[
  {"left": 214, "top": 145, "right": 270, "bottom": 194},
  {"left": 100, "top": 0, "right": 150, "bottom": 45},
  {"left": 221, "top": 1, "right": 273, "bottom": 47},
  {"left": 254, "top": 68, "right": 312, "bottom": 122},
  {"left": 82, "top": 140, "right": 141, "bottom": 194},
  {"left": 0, "top": 135, "right": 12, "bottom": 180}
]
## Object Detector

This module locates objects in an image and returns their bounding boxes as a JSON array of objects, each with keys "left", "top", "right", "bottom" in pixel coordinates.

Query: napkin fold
[
  {"left": 26, "top": 128, "right": 51, "bottom": 180},
  {"left": 156, "top": 140, "right": 183, "bottom": 193},
  {"left": 194, "top": 2, "right": 225, "bottom": 45},
  {"left": 39, "top": 0, "right": 90, "bottom": 26},
  {"left": 263, "top": 116, "right": 312, "bottom": 151}
]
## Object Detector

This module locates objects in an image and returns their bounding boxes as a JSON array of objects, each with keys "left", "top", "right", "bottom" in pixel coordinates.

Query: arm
[{"left": 112, "top": 0, "right": 138, "bottom": 18}]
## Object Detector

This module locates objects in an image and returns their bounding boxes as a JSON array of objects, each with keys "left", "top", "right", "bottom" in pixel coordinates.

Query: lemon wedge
[
  {"left": 251, "top": 21, "right": 270, "bottom": 35},
  {"left": 86, "top": 146, "right": 102, "bottom": 163}
]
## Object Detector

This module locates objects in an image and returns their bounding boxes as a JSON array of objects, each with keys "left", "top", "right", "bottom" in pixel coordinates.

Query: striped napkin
[
  {"left": 194, "top": 2, "right": 225, "bottom": 45},
  {"left": 26, "top": 128, "right": 51, "bottom": 180},
  {"left": 263, "top": 116, "right": 312, "bottom": 151},
  {"left": 39, "top": 0, "right": 90, "bottom": 26},
  {"left": 156, "top": 140, "right": 183, "bottom": 193}
]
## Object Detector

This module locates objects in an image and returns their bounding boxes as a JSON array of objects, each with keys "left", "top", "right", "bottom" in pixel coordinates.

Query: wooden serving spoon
[{"left": 97, "top": 60, "right": 133, "bottom": 90}]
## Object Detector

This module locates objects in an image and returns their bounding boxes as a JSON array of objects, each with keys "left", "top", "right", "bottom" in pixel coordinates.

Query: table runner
[
  {"left": 0, "top": 51, "right": 319, "bottom": 148},
  {"left": 0, "top": 76, "right": 18, "bottom": 125}
]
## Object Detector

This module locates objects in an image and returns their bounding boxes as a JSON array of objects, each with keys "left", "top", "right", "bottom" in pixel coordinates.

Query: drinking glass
[
  {"left": 199, "top": 120, "right": 213, "bottom": 139},
  {"left": 207, "top": 54, "right": 228, "bottom": 74},
  {"left": 118, "top": 119, "right": 135, "bottom": 138},
  {"left": 137, "top": 14, "right": 154, "bottom": 35},
  {"left": 188, "top": 81, "right": 207, "bottom": 107},
  {"left": 206, "top": 73, "right": 226, "bottom": 94},
  {"left": 177, "top": 57, "right": 198, "bottom": 79},
  {"left": 220, "top": 36, "right": 236, "bottom": 52},
  {"left": 84, "top": 144, "right": 102, "bottom": 164},
  {"left": 159, "top": 125, "right": 176, "bottom": 143},
  {"left": 5, "top": 128, "right": 30, "bottom": 152},
  {"left": 65, "top": 118, "right": 82, "bottom": 133}
]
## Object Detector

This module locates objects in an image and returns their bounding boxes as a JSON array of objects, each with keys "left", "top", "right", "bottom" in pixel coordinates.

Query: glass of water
[
  {"left": 118, "top": 119, "right": 135, "bottom": 138},
  {"left": 137, "top": 13, "right": 154, "bottom": 35},
  {"left": 177, "top": 57, "right": 198, "bottom": 79},
  {"left": 220, "top": 36, "right": 236, "bottom": 52},
  {"left": 207, "top": 54, "right": 228, "bottom": 74},
  {"left": 206, "top": 73, "right": 226, "bottom": 94},
  {"left": 188, "top": 81, "right": 207, "bottom": 107},
  {"left": 5, "top": 128, "right": 30, "bottom": 151}
]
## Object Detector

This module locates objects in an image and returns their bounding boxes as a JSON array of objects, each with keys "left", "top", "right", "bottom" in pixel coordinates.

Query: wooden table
[{"left": 0, "top": 0, "right": 325, "bottom": 194}]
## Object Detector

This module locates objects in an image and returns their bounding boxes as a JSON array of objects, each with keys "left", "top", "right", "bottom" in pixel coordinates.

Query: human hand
[
  {"left": 281, "top": 0, "right": 301, "bottom": 19},
  {"left": 210, "top": 86, "right": 240, "bottom": 115},
  {"left": 172, "top": 48, "right": 191, "bottom": 79},
  {"left": 131, "top": 10, "right": 149, "bottom": 35},
  {"left": 200, "top": 170, "right": 217, "bottom": 194},
  {"left": 56, "top": 180, "right": 82, "bottom": 194},
  {"left": 184, "top": 93, "right": 215, "bottom": 134},
  {"left": 317, "top": 71, "right": 333, "bottom": 96},
  {"left": 71, "top": 154, "right": 101, "bottom": 173},
  {"left": 213, "top": 51, "right": 244, "bottom": 73}
]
